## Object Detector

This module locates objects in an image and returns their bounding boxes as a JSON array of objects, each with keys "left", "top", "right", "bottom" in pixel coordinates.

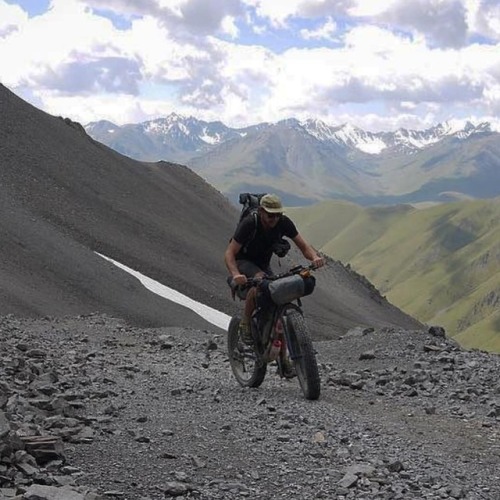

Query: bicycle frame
[{"left": 252, "top": 300, "right": 303, "bottom": 369}]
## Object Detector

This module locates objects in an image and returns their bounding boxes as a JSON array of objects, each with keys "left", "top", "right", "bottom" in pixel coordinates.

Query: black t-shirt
[{"left": 233, "top": 213, "right": 298, "bottom": 268}]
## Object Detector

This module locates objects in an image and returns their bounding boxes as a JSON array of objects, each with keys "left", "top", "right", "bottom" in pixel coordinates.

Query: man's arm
[
  {"left": 292, "top": 234, "right": 325, "bottom": 268},
  {"left": 224, "top": 239, "right": 247, "bottom": 285}
]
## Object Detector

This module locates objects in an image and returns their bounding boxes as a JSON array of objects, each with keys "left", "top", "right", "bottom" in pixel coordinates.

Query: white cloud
[
  {"left": 38, "top": 92, "right": 149, "bottom": 124},
  {"left": 300, "top": 17, "right": 338, "bottom": 41},
  {"left": 349, "top": 0, "right": 400, "bottom": 17},
  {"left": 375, "top": 0, "right": 469, "bottom": 49},
  {"left": 80, "top": 0, "right": 244, "bottom": 36},
  {"left": 0, "top": 1, "right": 27, "bottom": 37},
  {"left": 1, "top": 0, "right": 500, "bottom": 131},
  {"left": 1, "top": 0, "right": 130, "bottom": 88},
  {"left": 468, "top": 0, "right": 500, "bottom": 40},
  {"left": 174, "top": 0, "right": 243, "bottom": 35},
  {"left": 220, "top": 15, "right": 240, "bottom": 38},
  {"left": 212, "top": 40, "right": 276, "bottom": 121},
  {"left": 242, "top": 0, "right": 305, "bottom": 27}
]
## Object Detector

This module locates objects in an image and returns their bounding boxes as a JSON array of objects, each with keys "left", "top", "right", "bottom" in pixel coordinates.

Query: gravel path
[{"left": 1, "top": 314, "right": 500, "bottom": 500}]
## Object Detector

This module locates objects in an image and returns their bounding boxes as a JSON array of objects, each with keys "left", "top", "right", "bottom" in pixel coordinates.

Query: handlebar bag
[{"left": 268, "top": 274, "right": 316, "bottom": 305}]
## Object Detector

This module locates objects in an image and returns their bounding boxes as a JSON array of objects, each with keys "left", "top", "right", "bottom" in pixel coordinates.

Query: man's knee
[{"left": 237, "top": 259, "right": 265, "bottom": 278}]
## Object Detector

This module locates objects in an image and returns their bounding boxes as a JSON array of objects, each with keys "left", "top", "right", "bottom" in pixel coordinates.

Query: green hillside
[
  {"left": 291, "top": 198, "right": 500, "bottom": 352},
  {"left": 286, "top": 200, "right": 363, "bottom": 248}
]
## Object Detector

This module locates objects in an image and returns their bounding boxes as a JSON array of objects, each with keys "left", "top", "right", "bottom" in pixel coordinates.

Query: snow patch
[
  {"left": 96, "top": 253, "right": 231, "bottom": 330},
  {"left": 356, "top": 139, "right": 386, "bottom": 154}
]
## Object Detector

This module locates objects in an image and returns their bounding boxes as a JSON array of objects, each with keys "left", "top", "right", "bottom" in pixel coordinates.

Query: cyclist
[{"left": 224, "top": 193, "right": 324, "bottom": 345}]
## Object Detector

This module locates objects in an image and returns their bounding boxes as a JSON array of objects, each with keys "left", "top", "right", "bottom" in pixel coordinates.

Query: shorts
[
  {"left": 236, "top": 259, "right": 273, "bottom": 278},
  {"left": 236, "top": 260, "right": 273, "bottom": 309}
]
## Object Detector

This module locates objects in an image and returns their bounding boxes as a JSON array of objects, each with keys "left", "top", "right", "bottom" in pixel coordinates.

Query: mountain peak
[{"left": 85, "top": 115, "right": 498, "bottom": 161}]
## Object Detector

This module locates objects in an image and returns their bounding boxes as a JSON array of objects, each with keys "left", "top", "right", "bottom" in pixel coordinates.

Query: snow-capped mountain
[
  {"left": 301, "top": 120, "right": 388, "bottom": 154},
  {"left": 300, "top": 119, "right": 493, "bottom": 155},
  {"left": 85, "top": 114, "right": 493, "bottom": 160},
  {"left": 141, "top": 113, "right": 239, "bottom": 147},
  {"left": 85, "top": 113, "right": 259, "bottom": 162},
  {"left": 85, "top": 114, "right": 500, "bottom": 206}
]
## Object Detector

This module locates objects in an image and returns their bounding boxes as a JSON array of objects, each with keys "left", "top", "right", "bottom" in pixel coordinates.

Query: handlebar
[
  {"left": 228, "top": 263, "right": 317, "bottom": 291},
  {"left": 269, "top": 263, "right": 316, "bottom": 281}
]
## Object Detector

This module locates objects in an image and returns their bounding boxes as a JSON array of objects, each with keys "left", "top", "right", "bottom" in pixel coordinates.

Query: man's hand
[
  {"left": 312, "top": 256, "right": 325, "bottom": 269},
  {"left": 232, "top": 274, "right": 247, "bottom": 286}
]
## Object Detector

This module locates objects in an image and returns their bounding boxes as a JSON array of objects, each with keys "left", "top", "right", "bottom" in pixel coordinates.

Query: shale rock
[{"left": 1, "top": 315, "right": 500, "bottom": 499}]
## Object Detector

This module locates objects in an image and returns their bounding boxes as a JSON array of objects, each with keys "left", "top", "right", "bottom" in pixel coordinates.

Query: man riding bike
[{"left": 224, "top": 193, "right": 325, "bottom": 345}]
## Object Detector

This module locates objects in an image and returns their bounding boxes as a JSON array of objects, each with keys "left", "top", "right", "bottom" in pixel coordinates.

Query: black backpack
[
  {"left": 238, "top": 192, "right": 267, "bottom": 222},
  {"left": 237, "top": 193, "right": 290, "bottom": 258}
]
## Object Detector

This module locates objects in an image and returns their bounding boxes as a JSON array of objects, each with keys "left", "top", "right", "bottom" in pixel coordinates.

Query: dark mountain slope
[
  {"left": 0, "top": 83, "right": 422, "bottom": 338},
  {"left": 1, "top": 84, "right": 234, "bottom": 330},
  {"left": 0, "top": 190, "right": 209, "bottom": 328}
]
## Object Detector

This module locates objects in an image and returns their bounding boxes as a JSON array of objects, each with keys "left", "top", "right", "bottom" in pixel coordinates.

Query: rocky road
[{"left": 1, "top": 314, "right": 500, "bottom": 500}]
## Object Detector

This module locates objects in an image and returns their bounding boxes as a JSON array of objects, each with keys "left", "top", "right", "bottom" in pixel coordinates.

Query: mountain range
[
  {"left": 85, "top": 115, "right": 500, "bottom": 206},
  {"left": 0, "top": 83, "right": 422, "bottom": 340}
]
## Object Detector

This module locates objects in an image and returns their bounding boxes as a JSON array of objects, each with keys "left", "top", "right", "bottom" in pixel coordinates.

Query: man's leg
[
  {"left": 242, "top": 270, "right": 266, "bottom": 324},
  {"left": 236, "top": 261, "right": 268, "bottom": 344}
]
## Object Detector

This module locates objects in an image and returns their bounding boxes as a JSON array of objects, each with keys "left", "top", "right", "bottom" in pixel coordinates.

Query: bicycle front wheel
[
  {"left": 227, "top": 315, "right": 267, "bottom": 388},
  {"left": 284, "top": 310, "right": 321, "bottom": 400}
]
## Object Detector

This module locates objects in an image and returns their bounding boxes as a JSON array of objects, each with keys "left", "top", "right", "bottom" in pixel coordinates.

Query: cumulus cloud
[
  {"left": 0, "top": 22, "right": 19, "bottom": 38},
  {"left": 39, "top": 91, "right": 154, "bottom": 125},
  {"left": 0, "top": 1, "right": 141, "bottom": 90},
  {"left": 324, "top": 74, "right": 484, "bottom": 105},
  {"left": 1, "top": 0, "right": 499, "bottom": 130},
  {"left": 377, "top": 0, "right": 469, "bottom": 48},
  {"left": 242, "top": 0, "right": 305, "bottom": 27},
  {"left": 243, "top": 0, "right": 356, "bottom": 24},
  {"left": 300, "top": 17, "right": 338, "bottom": 41},
  {"left": 247, "top": 0, "right": 472, "bottom": 48},
  {"left": 0, "top": 1, "right": 27, "bottom": 37},
  {"left": 257, "top": 20, "right": 498, "bottom": 127},
  {"left": 78, "top": 0, "right": 162, "bottom": 18},
  {"left": 468, "top": 0, "right": 500, "bottom": 40},
  {"left": 298, "top": 0, "right": 358, "bottom": 18},
  {"left": 80, "top": 0, "right": 244, "bottom": 36},
  {"left": 176, "top": 0, "right": 243, "bottom": 35},
  {"left": 35, "top": 56, "right": 142, "bottom": 95}
]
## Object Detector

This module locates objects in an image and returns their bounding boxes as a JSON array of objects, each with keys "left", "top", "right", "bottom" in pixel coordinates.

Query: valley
[{"left": 288, "top": 198, "right": 500, "bottom": 352}]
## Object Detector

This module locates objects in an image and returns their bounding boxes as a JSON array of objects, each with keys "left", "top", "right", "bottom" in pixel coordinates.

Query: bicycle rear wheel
[
  {"left": 284, "top": 309, "right": 321, "bottom": 400},
  {"left": 227, "top": 315, "right": 267, "bottom": 388}
]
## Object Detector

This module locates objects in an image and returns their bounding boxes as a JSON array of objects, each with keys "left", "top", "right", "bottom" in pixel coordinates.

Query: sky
[{"left": 1, "top": 0, "right": 500, "bottom": 132}]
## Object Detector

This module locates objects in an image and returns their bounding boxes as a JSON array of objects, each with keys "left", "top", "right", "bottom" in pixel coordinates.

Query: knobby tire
[
  {"left": 285, "top": 309, "right": 321, "bottom": 400},
  {"left": 227, "top": 315, "right": 267, "bottom": 388}
]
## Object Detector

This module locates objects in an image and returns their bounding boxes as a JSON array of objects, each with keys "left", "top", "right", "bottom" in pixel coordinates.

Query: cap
[{"left": 260, "top": 194, "right": 283, "bottom": 213}]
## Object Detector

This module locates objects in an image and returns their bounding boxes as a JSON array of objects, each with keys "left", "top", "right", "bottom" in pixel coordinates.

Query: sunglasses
[{"left": 265, "top": 212, "right": 282, "bottom": 219}]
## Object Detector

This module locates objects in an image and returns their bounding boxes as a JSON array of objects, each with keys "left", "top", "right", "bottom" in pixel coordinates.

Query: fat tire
[
  {"left": 285, "top": 310, "right": 321, "bottom": 400},
  {"left": 227, "top": 315, "right": 267, "bottom": 388}
]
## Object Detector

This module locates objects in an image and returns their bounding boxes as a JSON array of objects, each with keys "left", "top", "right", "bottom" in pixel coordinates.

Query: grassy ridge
[{"left": 290, "top": 198, "right": 500, "bottom": 352}]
